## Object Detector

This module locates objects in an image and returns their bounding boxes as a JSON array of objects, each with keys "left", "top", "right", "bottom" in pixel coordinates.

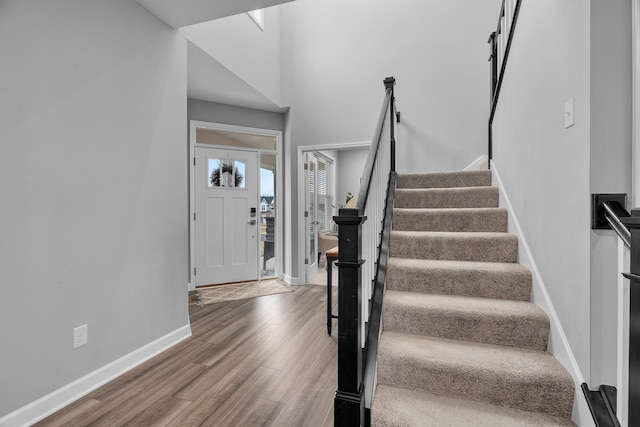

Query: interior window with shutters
[
  {"left": 316, "top": 158, "right": 332, "bottom": 232},
  {"left": 308, "top": 160, "right": 316, "bottom": 262}
]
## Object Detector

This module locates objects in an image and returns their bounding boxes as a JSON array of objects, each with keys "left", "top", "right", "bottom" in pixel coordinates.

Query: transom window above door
[{"left": 196, "top": 127, "right": 276, "bottom": 151}]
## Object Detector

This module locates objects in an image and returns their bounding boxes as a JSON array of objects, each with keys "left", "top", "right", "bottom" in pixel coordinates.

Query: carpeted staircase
[{"left": 371, "top": 170, "right": 576, "bottom": 426}]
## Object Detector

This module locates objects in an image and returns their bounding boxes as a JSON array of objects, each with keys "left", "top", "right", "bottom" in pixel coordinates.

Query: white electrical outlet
[{"left": 73, "top": 324, "right": 88, "bottom": 349}]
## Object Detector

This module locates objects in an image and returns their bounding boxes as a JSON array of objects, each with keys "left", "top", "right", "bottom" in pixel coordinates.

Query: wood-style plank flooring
[{"left": 36, "top": 283, "right": 337, "bottom": 426}]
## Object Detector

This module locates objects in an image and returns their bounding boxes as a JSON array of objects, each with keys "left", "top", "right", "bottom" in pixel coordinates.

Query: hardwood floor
[{"left": 36, "top": 284, "right": 337, "bottom": 426}]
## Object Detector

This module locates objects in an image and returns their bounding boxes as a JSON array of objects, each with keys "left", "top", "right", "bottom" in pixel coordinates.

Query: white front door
[
  {"left": 305, "top": 154, "right": 319, "bottom": 282},
  {"left": 195, "top": 147, "right": 259, "bottom": 286}
]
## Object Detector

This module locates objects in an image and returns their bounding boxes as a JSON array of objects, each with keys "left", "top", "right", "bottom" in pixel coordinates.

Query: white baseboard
[
  {"left": 0, "top": 324, "right": 192, "bottom": 427},
  {"left": 284, "top": 274, "right": 299, "bottom": 285},
  {"left": 463, "top": 155, "right": 488, "bottom": 171},
  {"left": 491, "top": 161, "right": 595, "bottom": 427}
]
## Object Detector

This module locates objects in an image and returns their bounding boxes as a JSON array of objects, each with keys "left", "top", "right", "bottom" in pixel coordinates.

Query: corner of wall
[{"left": 0, "top": 326, "right": 191, "bottom": 427}]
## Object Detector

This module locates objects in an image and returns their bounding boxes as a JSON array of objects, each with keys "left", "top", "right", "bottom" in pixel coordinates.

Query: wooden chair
[{"left": 317, "top": 231, "right": 338, "bottom": 265}]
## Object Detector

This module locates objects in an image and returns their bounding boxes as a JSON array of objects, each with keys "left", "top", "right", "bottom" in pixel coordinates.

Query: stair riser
[
  {"left": 377, "top": 355, "right": 574, "bottom": 418},
  {"left": 372, "top": 385, "right": 577, "bottom": 427},
  {"left": 382, "top": 303, "right": 550, "bottom": 351},
  {"left": 395, "top": 187, "right": 499, "bottom": 209},
  {"left": 390, "top": 233, "right": 518, "bottom": 263},
  {"left": 386, "top": 263, "right": 532, "bottom": 301},
  {"left": 393, "top": 208, "right": 508, "bottom": 232},
  {"left": 397, "top": 170, "right": 491, "bottom": 189}
]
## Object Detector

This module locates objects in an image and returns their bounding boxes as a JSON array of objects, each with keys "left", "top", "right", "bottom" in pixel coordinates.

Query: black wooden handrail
[
  {"left": 355, "top": 78, "right": 395, "bottom": 213},
  {"left": 488, "top": 0, "right": 523, "bottom": 164},
  {"left": 603, "top": 201, "right": 631, "bottom": 247},
  {"left": 590, "top": 196, "right": 640, "bottom": 426},
  {"left": 334, "top": 77, "right": 397, "bottom": 426}
]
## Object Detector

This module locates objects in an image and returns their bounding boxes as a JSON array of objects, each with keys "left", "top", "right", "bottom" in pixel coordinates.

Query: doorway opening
[
  {"left": 190, "top": 121, "right": 283, "bottom": 290},
  {"left": 297, "top": 142, "right": 370, "bottom": 284}
]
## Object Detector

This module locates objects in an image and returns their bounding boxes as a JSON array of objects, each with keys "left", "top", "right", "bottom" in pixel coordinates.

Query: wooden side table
[{"left": 326, "top": 246, "right": 339, "bottom": 335}]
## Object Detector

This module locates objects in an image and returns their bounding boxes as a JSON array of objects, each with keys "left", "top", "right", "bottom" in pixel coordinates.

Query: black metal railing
[
  {"left": 488, "top": 0, "right": 523, "bottom": 164},
  {"left": 333, "top": 77, "right": 398, "bottom": 426},
  {"left": 591, "top": 194, "right": 640, "bottom": 426}
]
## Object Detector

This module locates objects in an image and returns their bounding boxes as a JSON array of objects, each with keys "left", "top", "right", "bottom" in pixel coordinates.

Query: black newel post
[
  {"left": 333, "top": 207, "right": 365, "bottom": 426},
  {"left": 622, "top": 210, "right": 640, "bottom": 426}
]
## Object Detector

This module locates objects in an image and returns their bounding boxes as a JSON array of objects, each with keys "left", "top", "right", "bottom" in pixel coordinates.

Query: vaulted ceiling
[
  {"left": 136, "top": 0, "right": 294, "bottom": 29},
  {"left": 137, "top": 0, "right": 293, "bottom": 111}
]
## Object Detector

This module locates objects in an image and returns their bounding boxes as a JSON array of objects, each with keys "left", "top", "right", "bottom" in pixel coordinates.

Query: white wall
[
  {"left": 492, "top": 0, "right": 633, "bottom": 390},
  {"left": 492, "top": 0, "right": 591, "bottom": 376},
  {"left": 589, "top": 0, "right": 632, "bottom": 386},
  {"left": 337, "top": 148, "right": 369, "bottom": 209},
  {"left": 180, "top": 6, "right": 283, "bottom": 107},
  {"left": 281, "top": 0, "right": 502, "bottom": 279},
  {"left": 0, "top": 0, "right": 189, "bottom": 418}
]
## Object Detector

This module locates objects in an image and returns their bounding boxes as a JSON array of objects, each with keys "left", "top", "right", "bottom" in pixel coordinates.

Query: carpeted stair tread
[
  {"left": 383, "top": 290, "right": 549, "bottom": 350},
  {"left": 371, "top": 170, "right": 575, "bottom": 423},
  {"left": 397, "top": 170, "right": 492, "bottom": 189},
  {"left": 372, "top": 385, "right": 576, "bottom": 426},
  {"left": 377, "top": 332, "right": 575, "bottom": 418},
  {"left": 393, "top": 207, "right": 508, "bottom": 232},
  {"left": 386, "top": 258, "right": 532, "bottom": 301},
  {"left": 395, "top": 186, "right": 499, "bottom": 209},
  {"left": 390, "top": 231, "right": 518, "bottom": 263}
]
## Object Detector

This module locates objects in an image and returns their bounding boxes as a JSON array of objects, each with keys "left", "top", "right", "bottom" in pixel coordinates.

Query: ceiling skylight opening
[{"left": 248, "top": 9, "right": 264, "bottom": 30}]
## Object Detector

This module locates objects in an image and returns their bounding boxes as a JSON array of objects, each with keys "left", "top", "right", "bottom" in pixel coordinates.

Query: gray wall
[
  {"left": 188, "top": 99, "right": 285, "bottom": 131},
  {"left": 281, "top": 0, "right": 502, "bottom": 279},
  {"left": 0, "top": 0, "right": 189, "bottom": 416},
  {"left": 492, "top": 0, "right": 632, "bottom": 385}
]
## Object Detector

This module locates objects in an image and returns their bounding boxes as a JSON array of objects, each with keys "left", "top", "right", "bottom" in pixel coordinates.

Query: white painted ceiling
[
  {"left": 137, "top": 0, "right": 292, "bottom": 111},
  {"left": 137, "top": 0, "right": 295, "bottom": 29}
]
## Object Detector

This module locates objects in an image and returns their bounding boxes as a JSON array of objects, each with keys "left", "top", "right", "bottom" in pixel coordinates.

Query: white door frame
[
  {"left": 305, "top": 154, "right": 319, "bottom": 282},
  {"left": 189, "top": 120, "right": 283, "bottom": 291},
  {"left": 296, "top": 141, "right": 371, "bottom": 285}
]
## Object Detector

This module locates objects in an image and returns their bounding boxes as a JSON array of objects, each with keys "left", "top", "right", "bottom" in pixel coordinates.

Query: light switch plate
[{"left": 565, "top": 98, "right": 575, "bottom": 128}]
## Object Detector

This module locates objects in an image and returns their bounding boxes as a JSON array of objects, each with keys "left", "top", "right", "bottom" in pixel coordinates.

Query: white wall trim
[
  {"left": 283, "top": 274, "right": 299, "bottom": 285},
  {"left": 300, "top": 141, "right": 371, "bottom": 152},
  {"left": 616, "top": 240, "right": 631, "bottom": 426},
  {"left": 491, "top": 161, "right": 594, "bottom": 426},
  {"left": 463, "top": 155, "right": 488, "bottom": 171},
  {"left": 0, "top": 325, "right": 191, "bottom": 427},
  {"left": 632, "top": 0, "right": 640, "bottom": 207}
]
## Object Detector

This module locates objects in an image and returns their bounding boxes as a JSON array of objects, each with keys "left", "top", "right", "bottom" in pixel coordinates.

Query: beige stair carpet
[{"left": 371, "top": 170, "right": 575, "bottom": 426}]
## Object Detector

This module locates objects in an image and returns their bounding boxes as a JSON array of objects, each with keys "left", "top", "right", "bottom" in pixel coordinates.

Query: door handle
[{"left": 248, "top": 220, "right": 256, "bottom": 225}]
